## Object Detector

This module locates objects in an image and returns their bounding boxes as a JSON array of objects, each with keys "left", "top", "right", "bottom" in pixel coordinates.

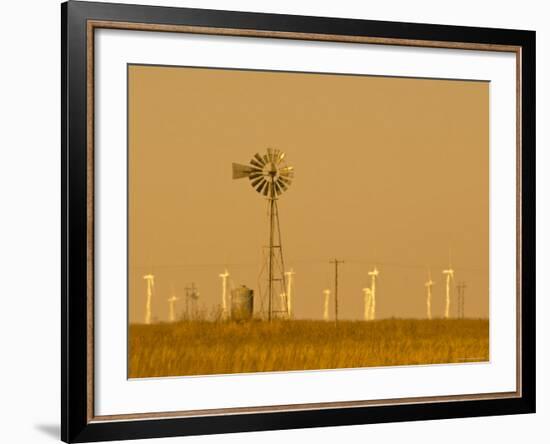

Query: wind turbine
[
  {"left": 167, "top": 290, "right": 179, "bottom": 323},
  {"left": 442, "top": 266, "right": 455, "bottom": 319},
  {"left": 368, "top": 267, "right": 379, "bottom": 321},
  {"left": 323, "top": 289, "right": 331, "bottom": 321},
  {"left": 362, "top": 287, "right": 372, "bottom": 321},
  {"left": 219, "top": 269, "right": 230, "bottom": 319},
  {"left": 284, "top": 268, "right": 295, "bottom": 319},
  {"left": 143, "top": 274, "right": 155, "bottom": 325},
  {"left": 425, "top": 270, "right": 435, "bottom": 320}
]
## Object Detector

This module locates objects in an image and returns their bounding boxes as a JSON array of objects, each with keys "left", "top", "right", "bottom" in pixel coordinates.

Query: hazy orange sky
[{"left": 128, "top": 64, "right": 489, "bottom": 323}]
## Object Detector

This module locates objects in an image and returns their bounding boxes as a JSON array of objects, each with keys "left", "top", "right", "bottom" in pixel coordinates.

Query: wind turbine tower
[
  {"left": 368, "top": 267, "right": 379, "bottom": 321},
  {"left": 285, "top": 268, "right": 295, "bottom": 318},
  {"left": 323, "top": 289, "right": 331, "bottom": 321},
  {"left": 425, "top": 270, "right": 435, "bottom": 320},
  {"left": 442, "top": 267, "right": 455, "bottom": 319},
  {"left": 219, "top": 269, "right": 230, "bottom": 319},
  {"left": 167, "top": 291, "right": 179, "bottom": 323},
  {"left": 362, "top": 287, "right": 372, "bottom": 321},
  {"left": 143, "top": 274, "right": 155, "bottom": 325}
]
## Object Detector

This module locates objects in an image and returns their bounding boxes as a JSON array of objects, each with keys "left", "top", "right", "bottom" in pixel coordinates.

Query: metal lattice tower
[{"left": 233, "top": 148, "right": 294, "bottom": 321}]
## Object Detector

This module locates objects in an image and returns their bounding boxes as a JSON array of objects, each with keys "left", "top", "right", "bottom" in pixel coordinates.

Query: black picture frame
[{"left": 61, "top": 1, "right": 536, "bottom": 442}]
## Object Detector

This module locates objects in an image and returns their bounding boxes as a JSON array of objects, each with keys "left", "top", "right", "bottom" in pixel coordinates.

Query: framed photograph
[{"left": 61, "top": 1, "right": 535, "bottom": 442}]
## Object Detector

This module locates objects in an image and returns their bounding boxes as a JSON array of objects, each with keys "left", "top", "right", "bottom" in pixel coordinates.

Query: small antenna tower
[
  {"left": 456, "top": 281, "right": 466, "bottom": 319},
  {"left": 185, "top": 283, "right": 199, "bottom": 319}
]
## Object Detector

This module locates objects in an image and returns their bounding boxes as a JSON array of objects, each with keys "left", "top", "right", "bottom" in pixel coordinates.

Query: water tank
[{"left": 231, "top": 286, "right": 254, "bottom": 321}]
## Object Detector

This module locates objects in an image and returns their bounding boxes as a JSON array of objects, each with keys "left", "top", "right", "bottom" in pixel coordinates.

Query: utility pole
[
  {"left": 456, "top": 282, "right": 466, "bottom": 319},
  {"left": 330, "top": 259, "right": 344, "bottom": 321}
]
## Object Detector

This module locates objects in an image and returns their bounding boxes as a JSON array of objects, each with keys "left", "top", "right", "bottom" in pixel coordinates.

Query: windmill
[
  {"left": 284, "top": 268, "right": 295, "bottom": 319},
  {"left": 143, "top": 274, "right": 155, "bottom": 325},
  {"left": 233, "top": 148, "right": 294, "bottom": 321},
  {"left": 323, "top": 289, "right": 331, "bottom": 321},
  {"left": 167, "top": 289, "right": 179, "bottom": 323},
  {"left": 219, "top": 269, "right": 230, "bottom": 319},
  {"left": 367, "top": 267, "right": 379, "bottom": 321},
  {"left": 425, "top": 270, "right": 435, "bottom": 320},
  {"left": 362, "top": 287, "right": 372, "bottom": 321},
  {"left": 442, "top": 266, "right": 455, "bottom": 319}
]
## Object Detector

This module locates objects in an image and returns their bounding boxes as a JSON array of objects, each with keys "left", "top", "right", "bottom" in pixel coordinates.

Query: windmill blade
[
  {"left": 263, "top": 181, "right": 271, "bottom": 196},
  {"left": 278, "top": 175, "right": 293, "bottom": 186},
  {"left": 251, "top": 175, "right": 266, "bottom": 188},
  {"left": 252, "top": 153, "right": 267, "bottom": 167},
  {"left": 276, "top": 178, "right": 288, "bottom": 191},
  {"left": 232, "top": 163, "right": 254, "bottom": 179},
  {"left": 256, "top": 179, "right": 267, "bottom": 194},
  {"left": 249, "top": 171, "right": 264, "bottom": 180},
  {"left": 272, "top": 149, "right": 283, "bottom": 164},
  {"left": 250, "top": 158, "right": 264, "bottom": 169},
  {"left": 279, "top": 166, "right": 294, "bottom": 177},
  {"left": 273, "top": 180, "right": 282, "bottom": 195}
]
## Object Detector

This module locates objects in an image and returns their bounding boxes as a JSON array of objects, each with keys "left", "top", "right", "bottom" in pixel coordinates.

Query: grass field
[{"left": 128, "top": 319, "right": 489, "bottom": 378}]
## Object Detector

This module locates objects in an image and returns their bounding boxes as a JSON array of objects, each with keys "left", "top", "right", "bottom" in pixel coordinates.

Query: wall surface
[{"left": 0, "top": 0, "right": 547, "bottom": 443}]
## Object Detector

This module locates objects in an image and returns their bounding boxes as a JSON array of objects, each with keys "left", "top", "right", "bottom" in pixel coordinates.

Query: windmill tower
[
  {"left": 219, "top": 269, "right": 230, "bottom": 319},
  {"left": 167, "top": 290, "right": 179, "bottom": 323},
  {"left": 323, "top": 289, "right": 331, "bottom": 321},
  {"left": 143, "top": 274, "right": 155, "bottom": 325},
  {"left": 233, "top": 148, "right": 294, "bottom": 321},
  {"left": 368, "top": 267, "right": 379, "bottom": 321},
  {"left": 362, "top": 287, "right": 372, "bottom": 321},
  {"left": 284, "top": 268, "right": 295, "bottom": 319},
  {"left": 425, "top": 270, "right": 435, "bottom": 320},
  {"left": 442, "top": 267, "right": 455, "bottom": 319}
]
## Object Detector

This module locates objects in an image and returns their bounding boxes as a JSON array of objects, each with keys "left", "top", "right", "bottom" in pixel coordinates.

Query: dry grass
[{"left": 128, "top": 319, "right": 489, "bottom": 378}]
